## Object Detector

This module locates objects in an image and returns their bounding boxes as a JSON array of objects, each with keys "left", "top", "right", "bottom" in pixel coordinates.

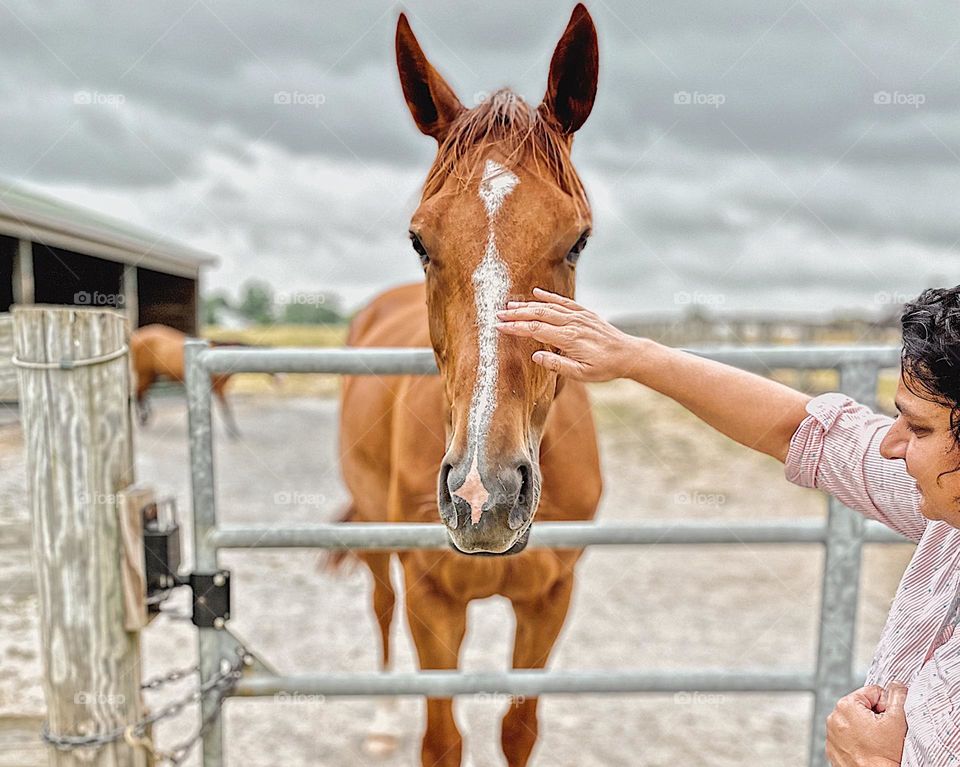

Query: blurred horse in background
[{"left": 130, "top": 324, "right": 252, "bottom": 438}]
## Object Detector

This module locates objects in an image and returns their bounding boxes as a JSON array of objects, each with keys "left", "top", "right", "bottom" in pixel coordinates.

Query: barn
[{"left": 0, "top": 181, "right": 216, "bottom": 401}]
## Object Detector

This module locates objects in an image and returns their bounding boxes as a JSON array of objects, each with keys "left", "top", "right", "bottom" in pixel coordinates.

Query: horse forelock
[{"left": 421, "top": 88, "right": 588, "bottom": 212}]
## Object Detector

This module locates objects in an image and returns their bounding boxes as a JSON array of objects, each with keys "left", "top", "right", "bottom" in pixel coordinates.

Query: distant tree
[
  {"left": 238, "top": 280, "right": 275, "bottom": 324},
  {"left": 280, "top": 292, "right": 346, "bottom": 324},
  {"left": 202, "top": 292, "right": 232, "bottom": 325}
]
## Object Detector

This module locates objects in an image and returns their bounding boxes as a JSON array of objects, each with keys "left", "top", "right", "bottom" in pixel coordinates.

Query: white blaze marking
[{"left": 457, "top": 159, "right": 519, "bottom": 524}]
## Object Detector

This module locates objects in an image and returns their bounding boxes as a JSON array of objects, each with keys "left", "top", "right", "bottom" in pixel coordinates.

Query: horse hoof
[{"left": 362, "top": 733, "right": 400, "bottom": 758}]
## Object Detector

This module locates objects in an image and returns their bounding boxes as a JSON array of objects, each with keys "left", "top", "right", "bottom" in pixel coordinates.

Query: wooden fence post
[{"left": 13, "top": 304, "right": 147, "bottom": 767}]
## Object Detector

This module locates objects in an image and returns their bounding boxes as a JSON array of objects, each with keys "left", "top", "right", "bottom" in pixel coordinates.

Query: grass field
[
  {"left": 204, "top": 324, "right": 348, "bottom": 347},
  {"left": 203, "top": 324, "right": 350, "bottom": 397}
]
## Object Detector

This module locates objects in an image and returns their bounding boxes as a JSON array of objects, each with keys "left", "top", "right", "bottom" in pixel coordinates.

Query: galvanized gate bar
[
  {"left": 183, "top": 341, "right": 908, "bottom": 767},
  {"left": 200, "top": 347, "right": 438, "bottom": 374},
  {"left": 195, "top": 345, "right": 901, "bottom": 375},
  {"left": 808, "top": 361, "right": 879, "bottom": 767},
  {"left": 208, "top": 519, "right": 908, "bottom": 550},
  {"left": 185, "top": 340, "right": 225, "bottom": 767},
  {"left": 687, "top": 345, "right": 899, "bottom": 369},
  {"left": 234, "top": 669, "right": 816, "bottom": 698}
]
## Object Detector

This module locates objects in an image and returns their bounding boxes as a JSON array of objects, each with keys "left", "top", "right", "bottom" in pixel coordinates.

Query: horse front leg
[
  {"left": 402, "top": 563, "right": 467, "bottom": 767},
  {"left": 502, "top": 574, "right": 575, "bottom": 767},
  {"left": 135, "top": 395, "right": 151, "bottom": 426},
  {"left": 358, "top": 552, "right": 404, "bottom": 757}
]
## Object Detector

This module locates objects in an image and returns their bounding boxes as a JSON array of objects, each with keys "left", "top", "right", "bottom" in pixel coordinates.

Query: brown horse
[
  {"left": 130, "top": 324, "right": 242, "bottom": 438},
  {"left": 338, "top": 6, "right": 602, "bottom": 765}
]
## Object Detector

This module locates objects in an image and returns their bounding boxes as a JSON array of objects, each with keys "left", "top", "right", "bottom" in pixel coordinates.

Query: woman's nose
[{"left": 879, "top": 420, "right": 908, "bottom": 460}]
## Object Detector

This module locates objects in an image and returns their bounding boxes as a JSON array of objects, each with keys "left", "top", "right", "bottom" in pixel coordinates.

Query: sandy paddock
[{"left": 0, "top": 381, "right": 914, "bottom": 766}]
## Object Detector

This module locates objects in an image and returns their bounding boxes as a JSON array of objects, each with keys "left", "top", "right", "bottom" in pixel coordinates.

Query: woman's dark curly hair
[{"left": 900, "top": 286, "right": 960, "bottom": 451}]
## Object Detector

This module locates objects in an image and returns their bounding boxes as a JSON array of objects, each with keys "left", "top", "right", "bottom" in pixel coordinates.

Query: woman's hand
[
  {"left": 825, "top": 683, "right": 908, "bottom": 766},
  {"left": 495, "top": 287, "right": 642, "bottom": 382}
]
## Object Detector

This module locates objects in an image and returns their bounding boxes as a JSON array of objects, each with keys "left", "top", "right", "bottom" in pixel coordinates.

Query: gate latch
[
  {"left": 143, "top": 498, "right": 181, "bottom": 614},
  {"left": 140, "top": 497, "right": 231, "bottom": 629},
  {"left": 188, "top": 570, "right": 231, "bottom": 629}
]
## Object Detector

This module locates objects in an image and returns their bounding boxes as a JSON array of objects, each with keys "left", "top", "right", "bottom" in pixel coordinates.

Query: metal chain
[
  {"left": 162, "top": 669, "right": 239, "bottom": 766},
  {"left": 141, "top": 665, "right": 200, "bottom": 691},
  {"left": 40, "top": 644, "right": 249, "bottom": 764},
  {"left": 149, "top": 657, "right": 245, "bottom": 766}
]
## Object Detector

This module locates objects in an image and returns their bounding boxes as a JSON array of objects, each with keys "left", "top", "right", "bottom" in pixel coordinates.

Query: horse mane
[{"left": 421, "top": 88, "right": 588, "bottom": 212}]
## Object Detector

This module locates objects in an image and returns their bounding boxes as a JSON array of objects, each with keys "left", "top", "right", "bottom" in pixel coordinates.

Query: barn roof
[{"left": 0, "top": 179, "right": 217, "bottom": 279}]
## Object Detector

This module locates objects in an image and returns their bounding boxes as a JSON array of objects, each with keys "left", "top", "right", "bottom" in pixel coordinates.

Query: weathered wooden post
[{"left": 13, "top": 305, "right": 148, "bottom": 767}]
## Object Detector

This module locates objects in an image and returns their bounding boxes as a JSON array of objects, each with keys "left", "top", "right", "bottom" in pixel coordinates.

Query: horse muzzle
[{"left": 437, "top": 455, "right": 539, "bottom": 555}]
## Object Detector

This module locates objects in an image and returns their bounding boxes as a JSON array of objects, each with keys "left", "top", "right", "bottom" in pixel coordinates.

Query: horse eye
[
  {"left": 409, "top": 232, "right": 429, "bottom": 267},
  {"left": 566, "top": 233, "right": 589, "bottom": 265}
]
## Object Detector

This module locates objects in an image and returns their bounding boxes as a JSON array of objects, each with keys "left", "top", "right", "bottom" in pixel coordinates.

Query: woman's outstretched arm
[{"left": 495, "top": 287, "right": 811, "bottom": 462}]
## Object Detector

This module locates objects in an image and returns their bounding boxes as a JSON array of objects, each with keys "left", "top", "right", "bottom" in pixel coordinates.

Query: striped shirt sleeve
[{"left": 784, "top": 392, "right": 927, "bottom": 542}]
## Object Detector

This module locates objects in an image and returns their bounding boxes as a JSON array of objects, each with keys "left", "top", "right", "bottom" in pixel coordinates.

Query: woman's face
[{"left": 880, "top": 372, "right": 960, "bottom": 526}]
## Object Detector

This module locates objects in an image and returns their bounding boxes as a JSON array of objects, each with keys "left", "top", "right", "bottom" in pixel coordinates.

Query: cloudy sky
[{"left": 2, "top": 0, "right": 959, "bottom": 319}]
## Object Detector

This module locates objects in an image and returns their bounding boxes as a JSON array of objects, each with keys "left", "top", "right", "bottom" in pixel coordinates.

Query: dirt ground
[{"left": 0, "top": 382, "right": 915, "bottom": 766}]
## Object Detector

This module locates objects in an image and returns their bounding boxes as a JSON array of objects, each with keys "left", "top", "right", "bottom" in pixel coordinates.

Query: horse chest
[{"left": 424, "top": 551, "right": 564, "bottom": 603}]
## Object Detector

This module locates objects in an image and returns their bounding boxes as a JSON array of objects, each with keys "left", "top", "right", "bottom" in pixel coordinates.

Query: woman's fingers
[
  {"left": 531, "top": 350, "right": 582, "bottom": 377},
  {"left": 496, "top": 305, "right": 571, "bottom": 325},
  {"left": 532, "top": 287, "right": 584, "bottom": 311},
  {"left": 504, "top": 299, "right": 575, "bottom": 315},
  {"left": 495, "top": 319, "right": 568, "bottom": 346},
  {"left": 851, "top": 685, "right": 884, "bottom": 709},
  {"left": 506, "top": 289, "right": 584, "bottom": 313}
]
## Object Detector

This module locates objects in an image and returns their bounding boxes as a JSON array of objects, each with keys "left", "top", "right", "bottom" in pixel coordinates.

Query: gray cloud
[{"left": 2, "top": 0, "right": 959, "bottom": 319}]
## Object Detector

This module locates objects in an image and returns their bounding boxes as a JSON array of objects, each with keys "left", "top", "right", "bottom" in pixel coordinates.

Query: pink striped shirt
[{"left": 786, "top": 393, "right": 960, "bottom": 765}]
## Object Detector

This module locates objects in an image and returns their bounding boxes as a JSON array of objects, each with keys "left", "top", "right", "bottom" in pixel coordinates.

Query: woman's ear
[{"left": 396, "top": 13, "right": 465, "bottom": 141}]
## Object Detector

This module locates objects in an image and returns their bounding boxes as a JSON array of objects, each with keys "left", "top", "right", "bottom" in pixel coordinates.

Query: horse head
[{"left": 396, "top": 4, "right": 598, "bottom": 554}]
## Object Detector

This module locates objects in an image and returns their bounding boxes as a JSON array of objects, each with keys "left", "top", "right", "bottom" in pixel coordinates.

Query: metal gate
[{"left": 183, "top": 341, "right": 907, "bottom": 767}]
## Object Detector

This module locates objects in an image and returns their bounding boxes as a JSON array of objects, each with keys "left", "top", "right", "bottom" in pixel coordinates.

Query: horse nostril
[
  {"left": 437, "top": 463, "right": 459, "bottom": 529},
  {"left": 440, "top": 462, "right": 453, "bottom": 494},
  {"left": 507, "top": 462, "right": 533, "bottom": 531},
  {"left": 517, "top": 462, "right": 530, "bottom": 498}
]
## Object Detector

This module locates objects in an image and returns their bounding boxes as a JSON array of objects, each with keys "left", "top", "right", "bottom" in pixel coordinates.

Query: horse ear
[
  {"left": 538, "top": 4, "right": 599, "bottom": 135},
  {"left": 396, "top": 13, "right": 465, "bottom": 141}
]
